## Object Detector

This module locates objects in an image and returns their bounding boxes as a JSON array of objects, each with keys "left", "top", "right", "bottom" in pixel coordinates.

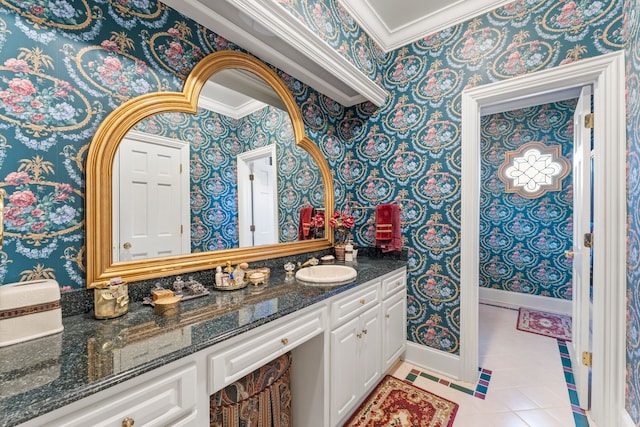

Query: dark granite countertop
[{"left": 0, "top": 256, "right": 406, "bottom": 427}]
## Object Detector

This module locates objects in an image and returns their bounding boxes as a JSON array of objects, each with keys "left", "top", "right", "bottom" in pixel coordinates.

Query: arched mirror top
[{"left": 86, "top": 51, "right": 334, "bottom": 288}]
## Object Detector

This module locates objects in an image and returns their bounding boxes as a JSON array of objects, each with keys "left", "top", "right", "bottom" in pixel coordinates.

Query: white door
[
  {"left": 237, "top": 145, "right": 278, "bottom": 247},
  {"left": 115, "top": 132, "right": 189, "bottom": 261},
  {"left": 571, "top": 85, "right": 593, "bottom": 409},
  {"left": 251, "top": 155, "right": 277, "bottom": 246}
]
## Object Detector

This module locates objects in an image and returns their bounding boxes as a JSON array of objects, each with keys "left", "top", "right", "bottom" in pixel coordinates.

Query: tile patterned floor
[
  {"left": 391, "top": 303, "right": 592, "bottom": 426},
  {"left": 405, "top": 366, "right": 493, "bottom": 400}
]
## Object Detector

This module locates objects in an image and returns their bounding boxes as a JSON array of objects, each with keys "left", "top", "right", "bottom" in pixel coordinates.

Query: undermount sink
[{"left": 295, "top": 265, "right": 357, "bottom": 286}]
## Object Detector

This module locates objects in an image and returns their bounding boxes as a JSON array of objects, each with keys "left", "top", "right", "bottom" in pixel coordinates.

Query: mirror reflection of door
[
  {"left": 112, "top": 131, "right": 190, "bottom": 262},
  {"left": 237, "top": 145, "right": 278, "bottom": 247}
]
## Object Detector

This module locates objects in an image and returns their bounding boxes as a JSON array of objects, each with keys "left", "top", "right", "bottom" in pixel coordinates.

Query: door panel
[
  {"left": 252, "top": 155, "right": 277, "bottom": 246},
  {"left": 572, "top": 85, "right": 592, "bottom": 409},
  {"left": 360, "top": 306, "right": 381, "bottom": 391},
  {"left": 237, "top": 145, "right": 278, "bottom": 247},
  {"left": 118, "top": 136, "right": 186, "bottom": 260},
  {"left": 330, "top": 317, "right": 359, "bottom": 424}
]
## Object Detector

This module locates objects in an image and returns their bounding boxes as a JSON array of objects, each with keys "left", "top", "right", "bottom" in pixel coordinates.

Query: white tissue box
[{"left": 0, "top": 279, "right": 63, "bottom": 347}]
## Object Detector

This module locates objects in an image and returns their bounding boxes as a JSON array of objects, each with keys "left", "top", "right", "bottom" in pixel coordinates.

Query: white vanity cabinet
[
  {"left": 330, "top": 304, "right": 381, "bottom": 425},
  {"left": 16, "top": 267, "right": 407, "bottom": 427},
  {"left": 329, "top": 269, "right": 407, "bottom": 426}
]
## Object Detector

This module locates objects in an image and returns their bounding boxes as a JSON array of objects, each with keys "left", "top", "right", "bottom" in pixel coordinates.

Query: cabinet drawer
[
  {"left": 330, "top": 280, "right": 379, "bottom": 328},
  {"left": 208, "top": 306, "right": 325, "bottom": 394},
  {"left": 46, "top": 363, "right": 197, "bottom": 427},
  {"left": 382, "top": 270, "right": 406, "bottom": 299}
]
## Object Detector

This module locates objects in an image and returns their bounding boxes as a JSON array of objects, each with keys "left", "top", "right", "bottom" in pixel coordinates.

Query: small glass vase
[{"left": 334, "top": 245, "right": 346, "bottom": 262}]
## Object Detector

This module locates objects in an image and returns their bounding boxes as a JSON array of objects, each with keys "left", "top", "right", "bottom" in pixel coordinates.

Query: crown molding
[
  {"left": 161, "top": 0, "right": 388, "bottom": 106},
  {"left": 339, "top": 0, "right": 513, "bottom": 52},
  {"left": 198, "top": 96, "right": 266, "bottom": 120}
]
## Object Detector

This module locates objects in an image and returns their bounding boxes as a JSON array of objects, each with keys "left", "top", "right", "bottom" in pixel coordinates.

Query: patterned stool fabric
[{"left": 210, "top": 352, "right": 292, "bottom": 427}]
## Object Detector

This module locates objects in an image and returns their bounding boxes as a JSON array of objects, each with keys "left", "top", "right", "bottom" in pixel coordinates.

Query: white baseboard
[
  {"left": 479, "top": 287, "right": 572, "bottom": 315},
  {"left": 403, "top": 341, "right": 462, "bottom": 381}
]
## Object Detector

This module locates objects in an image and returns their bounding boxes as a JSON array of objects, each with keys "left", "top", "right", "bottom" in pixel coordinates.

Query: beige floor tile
[
  {"left": 518, "top": 385, "right": 570, "bottom": 408},
  {"left": 515, "top": 408, "right": 570, "bottom": 427},
  {"left": 486, "top": 388, "right": 540, "bottom": 412},
  {"left": 545, "top": 406, "right": 577, "bottom": 426},
  {"left": 480, "top": 411, "right": 531, "bottom": 426}
]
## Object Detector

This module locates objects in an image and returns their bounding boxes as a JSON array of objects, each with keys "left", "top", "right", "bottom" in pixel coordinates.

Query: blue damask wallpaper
[
  {"left": 479, "top": 101, "right": 576, "bottom": 300},
  {"left": 297, "top": 0, "right": 622, "bottom": 355},
  {"left": 625, "top": 0, "right": 640, "bottom": 420},
  {"left": 0, "top": 0, "right": 637, "bottom": 415},
  {"left": 133, "top": 105, "right": 322, "bottom": 251},
  {"left": 0, "top": 1, "right": 332, "bottom": 289}
]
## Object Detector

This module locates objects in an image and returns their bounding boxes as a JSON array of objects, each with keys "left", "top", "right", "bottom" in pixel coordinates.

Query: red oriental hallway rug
[
  {"left": 516, "top": 307, "right": 572, "bottom": 341},
  {"left": 343, "top": 375, "right": 459, "bottom": 427}
]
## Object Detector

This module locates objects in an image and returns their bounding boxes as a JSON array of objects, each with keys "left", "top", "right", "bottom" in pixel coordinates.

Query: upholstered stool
[{"left": 210, "top": 352, "right": 292, "bottom": 427}]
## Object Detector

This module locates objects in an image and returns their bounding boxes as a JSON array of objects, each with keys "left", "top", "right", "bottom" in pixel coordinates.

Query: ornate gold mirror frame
[{"left": 86, "top": 51, "right": 334, "bottom": 288}]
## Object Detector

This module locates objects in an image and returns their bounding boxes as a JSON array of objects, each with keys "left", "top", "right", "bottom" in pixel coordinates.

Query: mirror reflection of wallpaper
[
  {"left": 134, "top": 106, "right": 322, "bottom": 251},
  {"left": 480, "top": 100, "right": 577, "bottom": 300}
]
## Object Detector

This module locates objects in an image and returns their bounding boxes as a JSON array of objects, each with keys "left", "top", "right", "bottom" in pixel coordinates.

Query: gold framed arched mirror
[{"left": 86, "top": 51, "right": 334, "bottom": 288}]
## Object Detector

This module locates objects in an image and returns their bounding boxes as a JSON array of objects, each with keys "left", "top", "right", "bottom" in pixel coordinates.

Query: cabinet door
[
  {"left": 330, "top": 316, "right": 360, "bottom": 425},
  {"left": 359, "top": 305, "right": 382, "bottom": 392},
  {"left": 43, "top": 363, "right": 198, "bottom": 427},
  {"left": 382, "top": 290, "right": 407, "bottom": 371}
]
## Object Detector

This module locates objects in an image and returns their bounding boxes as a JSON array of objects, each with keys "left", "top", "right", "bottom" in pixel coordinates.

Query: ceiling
[
  {"left": 199, "top": 69, "right": 286, "bottom": 120},
  {"left": 163, "top": 0, "right": 512, "bottom": 110},
  {"left": 340, "top": 0, "right": 512, "bottom": 51}
]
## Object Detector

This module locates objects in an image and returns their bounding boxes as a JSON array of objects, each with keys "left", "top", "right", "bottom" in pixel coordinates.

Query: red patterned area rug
[
  {"left": 343, "top": 375, "right": 458, "bottom": 427},
  {"left": 517, "top": 307, "right": 572, "bottom": 341}
]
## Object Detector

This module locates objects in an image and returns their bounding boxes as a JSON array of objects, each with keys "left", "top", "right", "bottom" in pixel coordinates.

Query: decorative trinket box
[{"left": 94, "top": 277, "right": 129, "bottom": 319}]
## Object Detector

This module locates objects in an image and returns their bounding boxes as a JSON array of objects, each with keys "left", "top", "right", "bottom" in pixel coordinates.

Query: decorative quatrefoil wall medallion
[{"left": 498, "top": 141, "right": 570, "bottom": 198}]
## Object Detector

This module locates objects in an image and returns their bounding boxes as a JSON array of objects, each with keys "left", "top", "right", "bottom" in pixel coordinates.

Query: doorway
[
  {"left": 237, "top": 144, "right": 278, "bottom": 247},
  {"left": 461, "top": 51, "right": 626, "bottom": 426},
  {"left": 478, "top": 89, "right": 593, "bottom": 409}
]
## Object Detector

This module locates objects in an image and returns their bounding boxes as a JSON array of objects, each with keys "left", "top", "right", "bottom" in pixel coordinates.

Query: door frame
[
  {"left": 112, "top": 130, "right": 190, "bottom": 261},
  {"left": 237, "top": 144, "right": 278, "bottom": 247},
  {"left": 461, "top": 51, "right": 626, "bottom": 425}
]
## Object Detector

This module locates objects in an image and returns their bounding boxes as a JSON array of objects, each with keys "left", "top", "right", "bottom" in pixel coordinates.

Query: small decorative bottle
[
  {"left": 234, "top": 266, "right": 245, "bottom": 285},
  {"left": 215, "top": 266, "right": 223, "bottom": 287},
  {"left": 173, "top": 276, "right": 185, "bottom": 294},
  {"left": 345, "top": 241, "right": 353, "bottom": 262}
]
